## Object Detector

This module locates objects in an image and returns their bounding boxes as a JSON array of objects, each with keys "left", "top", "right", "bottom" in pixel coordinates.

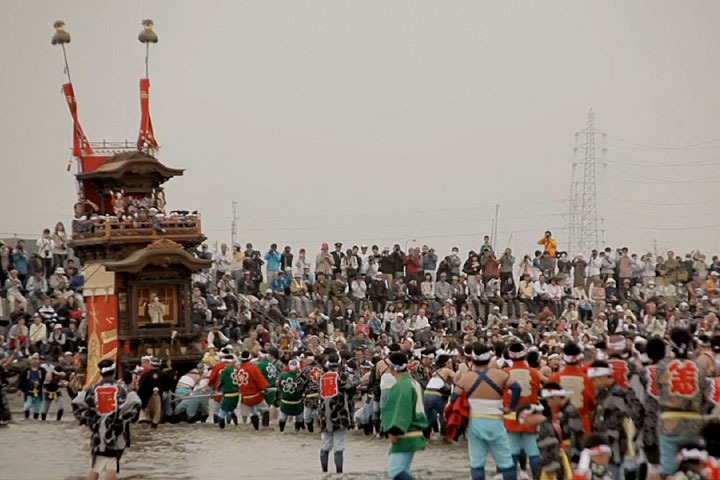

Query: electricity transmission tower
[{"left": 567, "top": 109, "right": 604, "bottom": 255}]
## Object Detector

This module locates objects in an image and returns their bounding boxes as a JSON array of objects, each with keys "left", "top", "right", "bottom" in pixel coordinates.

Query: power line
[
  {"left": 607, "top": 135, "right": 720, "bottom": 150},
  {"left": 207, "top": 198, "right": 566, "bottom": 223},
  {"left": 598, "top": 191, "right": 717, "bottom": 207},
  {"left": 604, "top": 173, "right": 720, "bottom": 185},
  {"left": 603, "top": 218, "right": 720, "bottom": 231},
  {"left": 603, "top": 156, "right": 720, "bottom": 168},
  {"left": 600, "top": 205, "right": 717, "bottom": 219},
  {"left": 234, "top": 212, "right": 565, "bottom": 233}
]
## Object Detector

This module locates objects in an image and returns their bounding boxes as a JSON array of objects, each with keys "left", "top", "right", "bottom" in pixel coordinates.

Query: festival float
[{"left": 52, "top": 20, "right": 211, "bottom": 384}]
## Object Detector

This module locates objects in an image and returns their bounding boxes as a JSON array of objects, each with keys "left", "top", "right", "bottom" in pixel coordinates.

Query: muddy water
[{"left": 0, "top": 406, "right": 475, "bottom": 479}]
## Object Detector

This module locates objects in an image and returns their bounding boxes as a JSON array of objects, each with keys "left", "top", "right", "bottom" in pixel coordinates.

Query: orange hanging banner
[
  {"left": 62, "top": 83, "right": 93, "bottom": 158},
  {"left": 137, "top": 78, "right": 159, "bottom": 149}
]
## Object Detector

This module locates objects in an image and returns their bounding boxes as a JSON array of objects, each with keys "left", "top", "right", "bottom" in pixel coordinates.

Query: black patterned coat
[
  {"left": 72, "top": 379, "right": 141, "bottom": 456},
  {"left": 318, "top": 368, "right": 358, "bottom": 431},
  {"left": 298, "top": 365, "right": 323, "bottom": 410}
]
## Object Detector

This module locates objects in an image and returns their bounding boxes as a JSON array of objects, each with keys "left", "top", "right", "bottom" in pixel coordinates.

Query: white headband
[
  {"left": 676, "top": 448, "right": 708, "bottom": 463},
  {"left": 607, "top": 339, "right": 626, "bottom": 351},
  {"left": 589, "top": 445, "right": 612, "bottom": 456},
  {"left": 517, "top": 404, "right": 545, "bottom": 424},
  {"left": 100, "top": 362, "right": 117, "bottom": 374},
  {"left": 541, "top": 388, "right": 572, "bottom": 398},
  {"left": 563, "top": 352, "right": 583, "bottom": 364},
  {"left": 670, "top": 339, "right": 689, "bottom": 356},
  {"left": 388, "top": 359, "right": 408, "bottom": 371},
  {"left": 472, "top": 351, "right": 494, "bottom": 362},
  {"left": 587, "top": 367, "right": 613, "bottom": 378},
  {"left": 508, "top": 346, "right": 527, "bottom": 359}
]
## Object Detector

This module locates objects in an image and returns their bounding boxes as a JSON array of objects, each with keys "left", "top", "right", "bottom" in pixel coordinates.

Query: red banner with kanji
[
  {"left": 137, "top": 78, "right": 158, "bottom": 149},
  {"left": 85, "top": 295, "right": 118, "bottom": 387},
  {"left": 95, "top": 385, "right": 119, "bottom": 414},
  {"left": 62, "top": 83, "right": 93, "bottom": 157},
  {"left": 667, "top": 359, "right": 699, "bottom": 397},
  {"left": 608, "top": 359, "right": 629, "bottom": 389},
  {"left": 646, "top": 365, "right": 658, "bottom": 399},
  {"left": 320, "top": 372, "right": 338, "bottom": 398}
]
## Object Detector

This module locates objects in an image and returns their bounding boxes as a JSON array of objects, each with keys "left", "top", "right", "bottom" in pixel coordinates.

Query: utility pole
[
  {"left": 567, "top": 109, "right": 604, "bottom": 255},
  {"left": 231, "top": 201, "right": 238, "bottom": 247},
  {"left": 493, "top": 204, "right": 499, "bottom": 252}
]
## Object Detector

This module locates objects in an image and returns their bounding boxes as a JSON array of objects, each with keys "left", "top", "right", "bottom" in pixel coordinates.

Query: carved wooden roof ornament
[
  {"left": 146, "top": 238, "right": 183, "bottom": 250},
  {"left": 103, "top": 241, "right": 211, "bottom": 274}
]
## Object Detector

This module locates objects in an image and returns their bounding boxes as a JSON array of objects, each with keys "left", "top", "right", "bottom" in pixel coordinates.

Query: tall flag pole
[
  {"left": 52, "top": 21, "right": 93, "bottom": 168},
  {"left": 137, "top": 19, "right": 159, "bottom": 151}
]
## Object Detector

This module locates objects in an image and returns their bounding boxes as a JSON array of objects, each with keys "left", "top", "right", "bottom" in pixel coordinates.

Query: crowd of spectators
[
  {"left": 2, "top": 224, "right": 719, "bottom": 364},
  {"left": 185, "top": 230, "right": 720, "bottom": 355},
  {"left": 1, "top": 223, "right": 86, "bottom": 360}
]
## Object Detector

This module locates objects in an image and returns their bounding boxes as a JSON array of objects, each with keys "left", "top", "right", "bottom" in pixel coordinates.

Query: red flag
[
  {"left": 137, "top": 78, "right": 159, "bottom": 149},
  {"left": 84, "top": 295, "right": 118, "bottom": 387},
  {"left": 62, "top": 83, "right": 93, "bottom": 157}
]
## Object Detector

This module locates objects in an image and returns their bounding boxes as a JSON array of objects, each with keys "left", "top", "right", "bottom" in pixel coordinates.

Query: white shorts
[
  {"left": 92, "top": 455, "right": 118, "bottom": 474},
  {"left": 240, "top": 400, "right": 269, "bottom": 417}
]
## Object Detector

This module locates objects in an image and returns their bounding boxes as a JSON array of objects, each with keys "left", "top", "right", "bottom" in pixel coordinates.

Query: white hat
[
  {"left": 615, "top": 305, "right": 624, "bottom": 312},
  {"left": 54, "top": 267, "right": 65, "bottom": 275},
  {"left": 265, "top": 289, "right": 273, "bottom": 294}
]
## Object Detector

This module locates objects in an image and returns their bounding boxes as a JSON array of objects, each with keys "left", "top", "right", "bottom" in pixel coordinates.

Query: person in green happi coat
[
  {"left": 278, "top": 359, "right": 305, "bottom": 432},
  {"left": 382, "top": 351, "right": 429, "bottom": 480}
]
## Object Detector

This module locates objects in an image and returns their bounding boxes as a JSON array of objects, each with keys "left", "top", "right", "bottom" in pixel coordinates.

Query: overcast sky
[{"left": 2, "top": 1, "right": 719, "bottom": 259}]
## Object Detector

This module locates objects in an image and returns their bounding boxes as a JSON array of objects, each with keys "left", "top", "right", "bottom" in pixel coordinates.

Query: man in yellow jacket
[{"left": 537, "top": 231, "right": 557, "bottom": 258}]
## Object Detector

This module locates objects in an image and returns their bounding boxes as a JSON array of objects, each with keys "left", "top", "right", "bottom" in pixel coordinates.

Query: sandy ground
[{"left": 0, "top": 397, "right": 476, "bottom": 480}]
